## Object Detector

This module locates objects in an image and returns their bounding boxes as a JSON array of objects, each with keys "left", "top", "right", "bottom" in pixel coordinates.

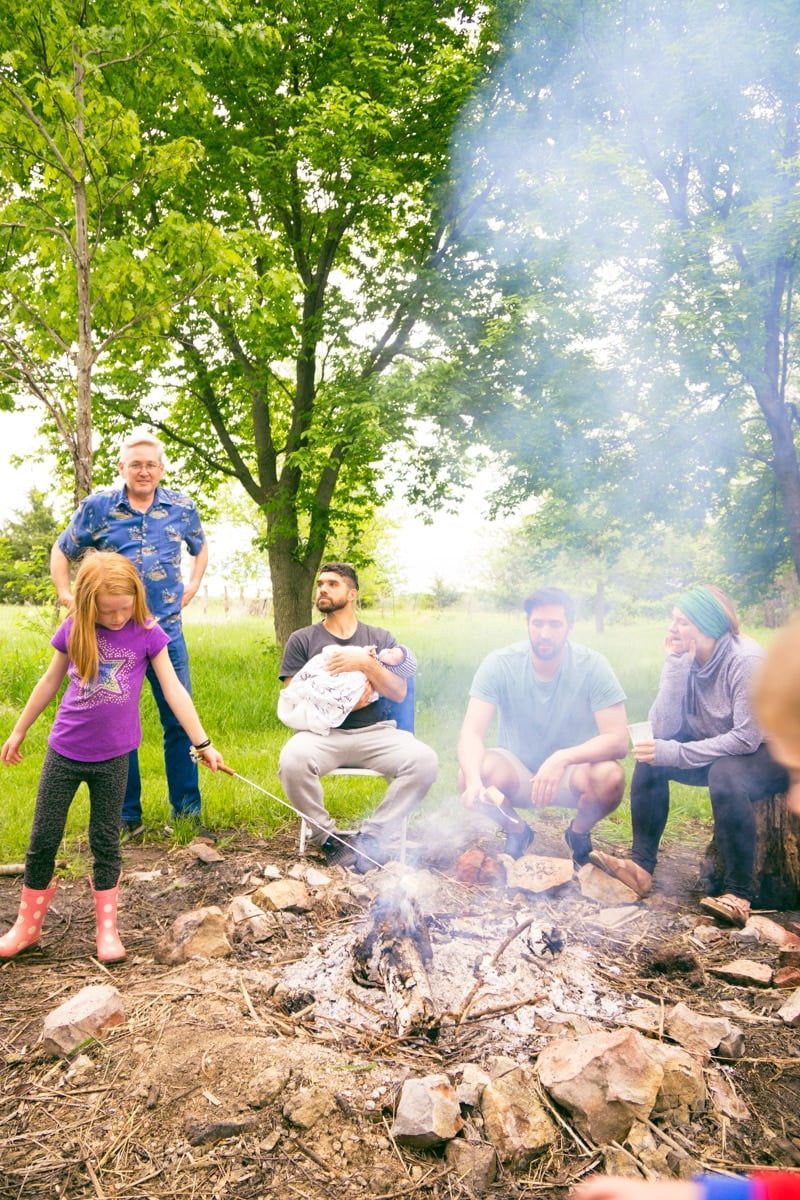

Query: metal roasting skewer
[{"left": 217, "top": 764, "right": 389, "bottom": 873}]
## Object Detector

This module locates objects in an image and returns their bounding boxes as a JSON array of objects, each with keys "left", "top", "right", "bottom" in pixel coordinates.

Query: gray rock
[
  {"left": 226, "top": 895, "right": 277, "bottom": 942},
  {"left": 246, "top": 1065, "right": 292, "bottom": 1108},
  {"left": 252, "top": 878, "right": 312, "bottom": 913},
  {"left": 649, "top": 1042, "right": 707, "bottom": 1123},
  {"left": 577, "top": 863, "right": 641, "bottom": 905},
  {"left": 453, "top": 1063, "right": 491, "bottom": 1108},
  {"left": 480, "top": 1064, "right": 557, "bottom": 1167},
  {"left": 444, "top": 1139, "right": 497, "bottom": 1194},
  {"left": 283, "top": 1086, "right": 335, "bottom": 1130},
  {"left": 665, "top": 1001, "right": 745, "bottom": 1060},
  {"left": 706, "top": 1067, "right": 751, "bottom": 1120},
  {"left": 537, "top": 1027, "right": 663, "bottom": 1144},
  {"left": 503, "top": 854, "right": 574, "bottom": 895},
  {"left": 42, "top": 984, "right": 125, "bottom": 1056},
  {"left": 777, "top": 987, "right": 800, "bottom": 1027},
  {"left": 709, "top": 959, "right": 773, "bottom": 987},
  {"left": 391, "top": 1074, "right": 463, "bottom": 1148},
  {"left": 154, "top": 905, "right": 232, "bottom": 965}
]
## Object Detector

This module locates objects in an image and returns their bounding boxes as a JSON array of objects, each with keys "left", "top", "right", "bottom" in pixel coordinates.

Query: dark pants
[
  {"left": 630, "top": 742, "right": 789, "bottom": 900},
  {"left": 121, "top": 632, "right": 201, "bottom": 824},
  {"left": 26, "top": 748, "right": 127, "bottom": 891}
]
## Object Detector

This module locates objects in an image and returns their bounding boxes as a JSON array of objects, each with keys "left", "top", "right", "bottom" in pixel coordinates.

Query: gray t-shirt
[{"left": 469, "top": 640, "right": 626, "bottom": 772}]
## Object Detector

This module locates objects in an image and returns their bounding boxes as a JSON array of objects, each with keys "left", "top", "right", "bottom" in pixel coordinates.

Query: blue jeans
[{"left": 121, "top": 632, "right": 202, "bottom": 823}]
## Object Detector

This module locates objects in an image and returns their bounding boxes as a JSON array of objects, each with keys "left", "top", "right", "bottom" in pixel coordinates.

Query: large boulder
[{"left": 537, "top": 1027, "right": 663, "bottom": 1144}]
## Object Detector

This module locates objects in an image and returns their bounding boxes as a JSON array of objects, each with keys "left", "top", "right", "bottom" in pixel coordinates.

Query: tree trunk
[
  {"left": 72, "top": 47, "right": 93, "bottom": 504},
  {"left": 594, "top": 579, "right": 605, "bottom": 633},
  {"left": 768, "top": 408, "right": 800, "bottom": 587},
  {"left": 268, "top": 536, "right": 319, "bottom": 648},
  {"left": 700, "top": 792, "right": 800, "bottom": 910},
  {"left": 752, "top": 251, "right": 800, "bottom": 584}
]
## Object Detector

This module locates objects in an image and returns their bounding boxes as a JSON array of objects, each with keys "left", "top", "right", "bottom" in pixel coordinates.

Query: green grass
[{"left": 0, "top": 601, "right": 745, "bottom": 870}]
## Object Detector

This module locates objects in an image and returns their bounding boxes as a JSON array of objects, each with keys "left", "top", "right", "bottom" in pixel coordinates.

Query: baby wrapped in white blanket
[{"left": 277, "top": 643, "right": 414, "bottom": 735}]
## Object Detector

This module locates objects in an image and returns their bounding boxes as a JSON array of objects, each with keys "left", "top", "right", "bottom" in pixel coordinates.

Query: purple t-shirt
[{"left": 49, "top": 617, "right": 170, "bottom": 762}]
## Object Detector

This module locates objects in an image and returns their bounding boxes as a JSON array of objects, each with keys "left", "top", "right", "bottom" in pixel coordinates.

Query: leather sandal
[
  {"left": 699, "top": 893, "right": 751, "bottom": 928},
  {"left": 588, "top": 851, "right": 652, "bottom": 897}
]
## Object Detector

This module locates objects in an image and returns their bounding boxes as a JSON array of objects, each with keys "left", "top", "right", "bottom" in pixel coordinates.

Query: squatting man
[{"left": 457, "top": 586, "right": 629, "bottom": 864}]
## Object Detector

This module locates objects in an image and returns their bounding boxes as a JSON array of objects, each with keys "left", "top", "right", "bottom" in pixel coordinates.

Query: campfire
[
  {"left": 351, "top": 874, "right": 436, "bottom": 1037},
  {"left": 2, "top": 812, "right": 800, "bottom": 1200}
]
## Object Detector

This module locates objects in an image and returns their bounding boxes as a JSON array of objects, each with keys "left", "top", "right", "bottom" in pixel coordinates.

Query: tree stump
[{"left": 699, "top": 792, "right": 800, "bottom": 910}]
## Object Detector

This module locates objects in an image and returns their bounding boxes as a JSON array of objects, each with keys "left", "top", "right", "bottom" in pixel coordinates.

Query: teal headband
[{"left": 676, "top": 587, "right": 731, "bottom": 639}]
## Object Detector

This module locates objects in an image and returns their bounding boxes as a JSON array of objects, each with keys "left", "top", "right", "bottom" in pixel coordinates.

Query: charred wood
[{"left": 351, "top": 882, "right": 438, "bottom": 1038}]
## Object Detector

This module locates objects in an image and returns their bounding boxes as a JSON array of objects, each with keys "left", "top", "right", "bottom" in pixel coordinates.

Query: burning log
[{"left": 351, "top": 879, "right": 438, "bottom": 1038}]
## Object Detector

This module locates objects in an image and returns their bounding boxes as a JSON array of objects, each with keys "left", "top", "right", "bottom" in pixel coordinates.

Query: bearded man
[
  {"left": 457, "top": 586, "right": 628, "bottom": 863},
  {"left": 278, "top": 563, "right": 438, "bottom": 870}
]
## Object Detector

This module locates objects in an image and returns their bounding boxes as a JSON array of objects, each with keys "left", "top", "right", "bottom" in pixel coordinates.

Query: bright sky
[
  {"left": 385, "top": 494, "right": 499, "bottom": 593},
  {"left": 0, "top": 409, "right": 54, "bottom": 517},
  {"left": 0, "top": 411, "right": 506, "bottom": 594}
]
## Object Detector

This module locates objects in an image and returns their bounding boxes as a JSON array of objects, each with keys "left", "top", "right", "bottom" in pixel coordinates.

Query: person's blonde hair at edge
[
  {"left": 753, "top": 612, "right": 800, "bottom": 746},
  {"left": 69, "top": 552, "right": 152, "bottom": 687}
]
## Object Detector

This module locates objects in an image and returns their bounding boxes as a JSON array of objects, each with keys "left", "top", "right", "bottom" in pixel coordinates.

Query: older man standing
[
  {"left": 458, "top": 586, "right": 628, "bottom": 863},
  {"left": 50, "top": 428, "right": 209, "bottom": 836}
]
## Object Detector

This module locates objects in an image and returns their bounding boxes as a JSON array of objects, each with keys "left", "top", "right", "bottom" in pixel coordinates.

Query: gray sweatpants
[
  {"left": 278, "top": 721, "right": 439, "bottom": 846},
  {"left": 25, "top": 748, "right": 127, "bottom": 890}
]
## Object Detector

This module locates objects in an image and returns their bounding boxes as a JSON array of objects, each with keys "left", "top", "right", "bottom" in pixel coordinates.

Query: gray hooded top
[{"left": 649, "top": 633, "right": 765, "bottom": 770}]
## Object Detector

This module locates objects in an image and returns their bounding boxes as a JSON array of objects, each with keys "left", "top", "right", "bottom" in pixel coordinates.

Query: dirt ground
[{"left": 1, "top": 811, "right": 799, "bottom": 1200}]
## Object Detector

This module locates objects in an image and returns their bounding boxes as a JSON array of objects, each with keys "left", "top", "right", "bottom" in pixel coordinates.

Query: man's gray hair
[{"left": 119, "top": 427, "right": 168, "bottom": 469}]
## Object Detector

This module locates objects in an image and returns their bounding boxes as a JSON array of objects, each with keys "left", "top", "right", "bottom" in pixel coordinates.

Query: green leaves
[
  {"left": 437, "top": 0, "right": 800, "bottom": 593},
  {"left": 0, "top": 489, "right": 61, "bottom": 605}
]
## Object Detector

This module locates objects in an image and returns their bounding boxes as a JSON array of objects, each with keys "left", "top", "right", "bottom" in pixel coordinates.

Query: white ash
[{"left": 275, "top": 871, "right": 631, "bottom": 1050}]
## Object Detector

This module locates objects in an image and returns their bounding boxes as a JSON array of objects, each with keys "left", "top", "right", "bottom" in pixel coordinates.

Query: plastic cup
[{"left": 628, "top": 720, "right": 653, "bottom": 746}]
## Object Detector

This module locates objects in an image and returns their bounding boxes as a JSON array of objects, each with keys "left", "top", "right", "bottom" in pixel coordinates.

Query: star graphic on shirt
[{"left": 85, "top": 654, "right": 126, "bottom": 698}]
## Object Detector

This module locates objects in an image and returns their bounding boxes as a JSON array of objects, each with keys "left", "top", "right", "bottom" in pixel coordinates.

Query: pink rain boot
[
  {"left": 0, "top": 881, "right": 58, "bottom": 957},
  {"left": 92, "top": 881, "right": 126, "bottom": 963}
]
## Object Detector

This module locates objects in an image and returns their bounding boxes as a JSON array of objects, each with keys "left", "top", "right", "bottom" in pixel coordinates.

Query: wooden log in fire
[{"left": 351, "top": 880, "right": 438, "bottom": 1038}]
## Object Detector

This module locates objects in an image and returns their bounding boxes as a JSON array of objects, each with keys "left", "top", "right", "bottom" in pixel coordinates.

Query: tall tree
[
  {"left": 487, "top": 498, "right": 726, "bottom": 625},
  {"left": 0, "top": 1, "right": 222, "bottom": 504},
  {"left": 600, "top": 0, "right": 800, "bottom": 583},
  {"left": 0, "top": 488, "right": 61, "bottom": 603},
  {"left": 92, "top": 0, "right": 489, "bottom": 642},
  {"left": 448, "top": 0, "right": 800, "bottom": 584}
]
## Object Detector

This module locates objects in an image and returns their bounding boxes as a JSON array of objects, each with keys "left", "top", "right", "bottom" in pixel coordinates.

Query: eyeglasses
[{"left": 125, "top": 461, "right": 162, "bottom": 472}]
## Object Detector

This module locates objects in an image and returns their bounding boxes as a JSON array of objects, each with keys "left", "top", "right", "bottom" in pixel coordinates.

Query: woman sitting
[{"left": 591, "top": 585, "right": 788, "bottom": 926}]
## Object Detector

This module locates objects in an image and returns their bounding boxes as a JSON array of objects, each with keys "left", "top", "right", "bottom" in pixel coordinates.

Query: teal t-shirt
[{"left": 469, "top": 640, "right": 626, "bottom": 773}]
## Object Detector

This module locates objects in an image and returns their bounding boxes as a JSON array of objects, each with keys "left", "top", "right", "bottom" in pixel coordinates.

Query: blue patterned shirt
[{"left": 57, "top": 485, "right": 206, "bottom": 635}]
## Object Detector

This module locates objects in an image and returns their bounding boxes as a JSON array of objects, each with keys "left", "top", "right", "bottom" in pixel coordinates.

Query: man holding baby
[{"left": 277, "top": 562, "right": 438, "bottom": 871}]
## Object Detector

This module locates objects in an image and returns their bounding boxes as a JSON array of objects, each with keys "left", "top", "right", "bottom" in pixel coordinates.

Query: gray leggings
[{"left": 25, "top": 748, "right": 127, "bottom": 891}]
